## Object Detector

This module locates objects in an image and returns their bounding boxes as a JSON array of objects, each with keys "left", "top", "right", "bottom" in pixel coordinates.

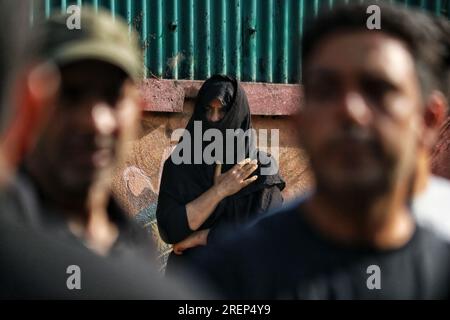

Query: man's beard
[{"left": 309, "top": 129, "right": 397, "bottom": 203}]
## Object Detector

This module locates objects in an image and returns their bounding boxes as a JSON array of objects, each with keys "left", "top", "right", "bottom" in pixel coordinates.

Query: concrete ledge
[{"left": 140, "top": 79, "right": 303, "bottom": 116}]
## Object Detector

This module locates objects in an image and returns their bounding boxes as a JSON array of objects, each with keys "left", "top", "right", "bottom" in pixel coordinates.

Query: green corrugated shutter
[{"left": 33, "top": 0, "right": 450, "bottom": 84}]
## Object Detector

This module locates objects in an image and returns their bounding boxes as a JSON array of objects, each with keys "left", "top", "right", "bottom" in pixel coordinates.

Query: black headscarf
[
  {"left": 157, "top": 75, "right": 285, "bottom": 246},
  {"left": 183, "top": 75, "right": 254, "bottom": 168}
]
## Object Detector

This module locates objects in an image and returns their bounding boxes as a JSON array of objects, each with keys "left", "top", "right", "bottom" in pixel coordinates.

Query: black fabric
[
  {"left": 1, "top": 169, "right": 155, "bottom": 260},
  {"left": 196, "top": 79, "right": 235, "bottom": 117},
  {"left": 0, "top": 174, "right": 203, "bottom": 299},
  {"left": 164, "top": 184, "right": 284, "bottom": 277},
  {"left": 156, "top": 75, "right": 285, "bottom": 271},
  {"left": 194, "top": 199, "right": 450, "bottom": 299}
]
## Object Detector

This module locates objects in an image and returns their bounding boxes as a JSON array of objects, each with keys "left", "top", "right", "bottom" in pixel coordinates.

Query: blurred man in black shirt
[{"left": 196, "top": 3, "right": 450, "bottom": 299}]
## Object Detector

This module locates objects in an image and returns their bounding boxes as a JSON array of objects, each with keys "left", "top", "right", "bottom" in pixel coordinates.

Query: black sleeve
[{"left": 156, "top": 191, "right": 193, "bottom": 245}]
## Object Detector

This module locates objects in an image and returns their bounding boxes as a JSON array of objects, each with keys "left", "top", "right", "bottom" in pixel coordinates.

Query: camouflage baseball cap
[{"left": 36, "top": 6, "right": 142, "bottom": 82}]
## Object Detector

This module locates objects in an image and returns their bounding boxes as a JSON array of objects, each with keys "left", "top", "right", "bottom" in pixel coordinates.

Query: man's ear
[
  {"left": 0, "top": 62, "right": 60, "bottom": 168},
  {"left": 421, "top": 90, "right": 448, "bottom": 149}
]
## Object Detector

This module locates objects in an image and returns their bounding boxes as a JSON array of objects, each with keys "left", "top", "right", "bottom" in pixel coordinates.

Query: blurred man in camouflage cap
[
  {"left": 2, "top": 6, "right": 153, "bottom": 259},
  {"left": 0, "top": 2, "right": 202, "bottom": 299}
]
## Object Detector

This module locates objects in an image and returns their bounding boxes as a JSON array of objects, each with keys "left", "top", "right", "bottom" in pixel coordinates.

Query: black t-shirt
[
  {"left": 1, "top": 170, "right": 155, "bottom": 261},
  {"left": 0, "top": 215, "right": 198, "bottom": 299},
  {"left": 195, "top": 200, "right": 450, "bottom": 299}
]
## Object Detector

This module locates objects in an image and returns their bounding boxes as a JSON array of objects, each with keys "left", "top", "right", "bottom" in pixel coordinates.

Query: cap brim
[{"left": 52, "top": 40, "right": 142, "bottom": 82}]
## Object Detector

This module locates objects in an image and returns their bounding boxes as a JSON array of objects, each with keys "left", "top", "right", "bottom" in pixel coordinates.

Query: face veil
[{"left": 183, "top": 74, "right": 256, "bottom": 167}]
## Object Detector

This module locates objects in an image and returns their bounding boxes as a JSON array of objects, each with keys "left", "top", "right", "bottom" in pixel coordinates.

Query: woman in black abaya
[{"left": 156, "top": 75, "right": 285, "bottom": 273}]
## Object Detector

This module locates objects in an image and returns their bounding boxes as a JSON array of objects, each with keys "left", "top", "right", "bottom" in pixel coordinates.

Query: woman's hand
[
  {"left": 173, "top": 229, "right": 210, "bottom": 255},
  {"left": 185, "top": 159, "right": 258, "bottom": 232},
  {"left": 213, "top": 159, "right": 259, "bottom": 198}
]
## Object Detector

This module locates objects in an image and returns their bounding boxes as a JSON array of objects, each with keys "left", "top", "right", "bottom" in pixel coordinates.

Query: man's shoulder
[
  {"left": 194, "top": 196, "right": 310, "bottom": 294},
  {"left": 252, "top": 195, "right": 308, "bottom": 226},
  {"left": 225, "top": 196, "right": 308, "bottom": 249},
  {"left": 256, "top": 198, "right": 303, "bottom": 225},
  {"left": 0, "top": 172, "right": 39, "bottom": 223}
]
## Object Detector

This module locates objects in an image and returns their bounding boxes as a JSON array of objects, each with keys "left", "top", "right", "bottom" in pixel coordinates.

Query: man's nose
[
  {"left": 339, "top": 92, "right": 373, "bottom": 127},
  {"left": 91, "top": 102, "right": 118, "bottom": 136}
]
